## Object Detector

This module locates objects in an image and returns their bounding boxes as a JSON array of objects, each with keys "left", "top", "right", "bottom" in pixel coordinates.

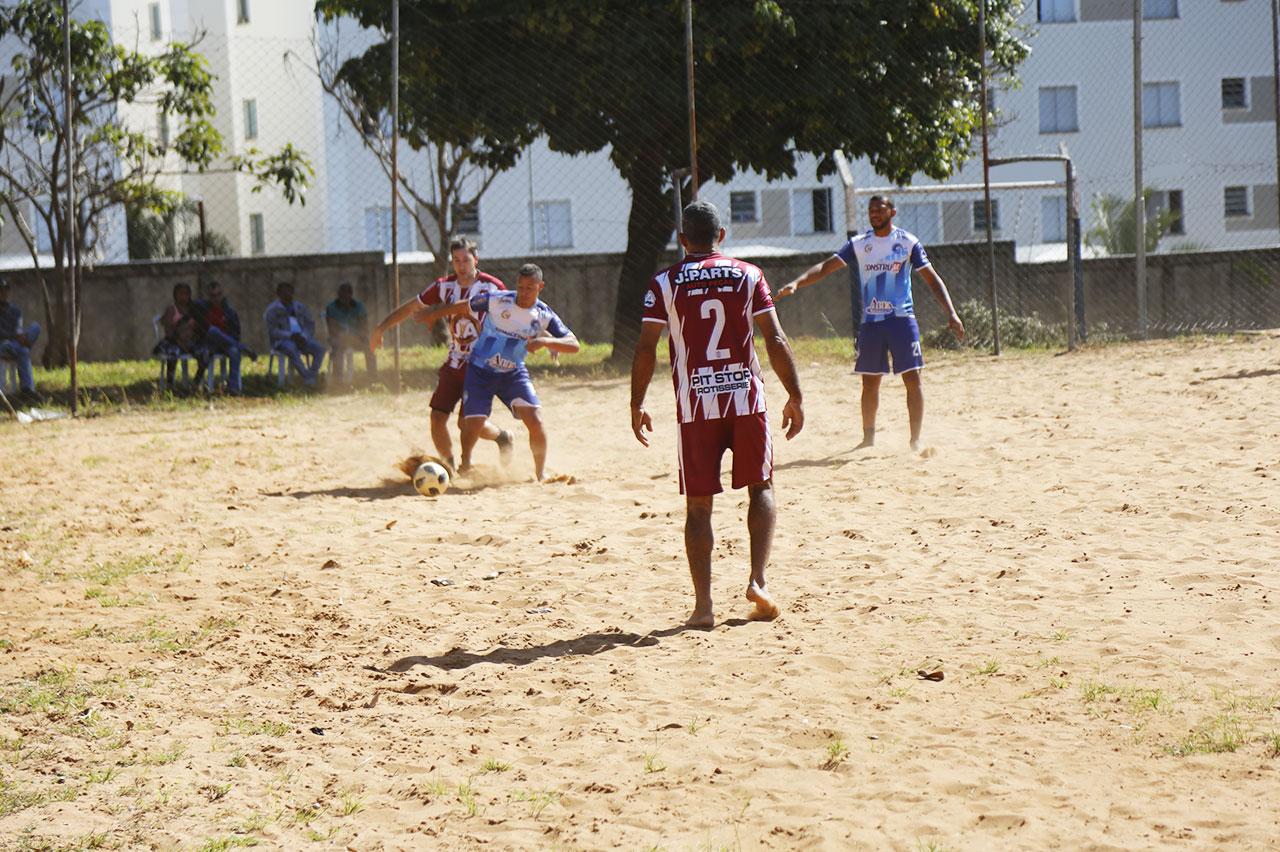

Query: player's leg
[
  {"left": 514, "top": 404, "right": 547, "bottom": 481},
  {"left": 429, "top": 364, "right": 467, "bottom": 471},
  {"left": 457, "top": 366, "right": 496, "bottom": 473},
  {"left": 430, "top": 410, "right": 455, "bottom": 472},
  {"left": 903, "top": 370, "right": 924, "bottom": 451},
  {"left": 729, "top": 412, "right": 780, "bottom": 620},
  {"left": 459, "top": 416, "right": 486, "bottom": 471},
  {"left": 854, "top": 322, "right": 890, "bottom": 448},
  {"left": 685, "top": 495, "right": 715, "bottom": 629}
]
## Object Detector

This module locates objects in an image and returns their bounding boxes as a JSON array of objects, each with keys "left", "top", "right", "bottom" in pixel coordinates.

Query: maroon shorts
[
  {"left": 677, "top": 412, "right": 773, "bottom": 497},
  {"left": 429, "top": 362, "right": 467, "bottom": 413}
]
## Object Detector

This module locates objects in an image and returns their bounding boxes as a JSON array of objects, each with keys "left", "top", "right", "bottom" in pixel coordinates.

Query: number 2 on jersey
[{"left": 700, "top": 299, "right": 730, "bottom": 361}]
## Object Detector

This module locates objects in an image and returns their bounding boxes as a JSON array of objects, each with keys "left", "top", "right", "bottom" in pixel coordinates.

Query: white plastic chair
[
  {"left": 0, "top": 357, "right": 18, "bottom": 393},
  {"left": 266, "top": 334, "right": 320, "bottom": 388}
]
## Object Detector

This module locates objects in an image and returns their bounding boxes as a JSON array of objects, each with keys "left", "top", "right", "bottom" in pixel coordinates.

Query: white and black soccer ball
[{"left": 413, "top": 462, "right": 450, "bottom": 497}]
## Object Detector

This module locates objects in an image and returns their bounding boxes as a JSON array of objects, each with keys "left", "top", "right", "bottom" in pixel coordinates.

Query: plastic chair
[
  {"left": 152, "top": 314, "right": 197, "bottom": 389},
  {"left": 0, "top": 357, "right": 18, "bottom": 393},
  {"left": 266, "top": 335, "right": 320, "bottom": 387},
  {"left": 203, "top": 350, "right": 230, "bottom": 392}
]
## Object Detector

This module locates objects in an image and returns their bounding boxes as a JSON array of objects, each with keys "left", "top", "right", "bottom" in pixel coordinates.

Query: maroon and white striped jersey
[
  {"left": 642, "top": 252, "right": 775, "bottom": 424},
  {"left": 417, "top": 271, "right": 505, "bottom": 369}
]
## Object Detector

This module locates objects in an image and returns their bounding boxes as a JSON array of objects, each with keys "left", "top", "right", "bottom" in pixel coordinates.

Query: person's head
[
  {"left": 276, "top": 281, "right": 294, "bottom": 303},
  {"left": 0, "top": 278, "right": 9, "bottom": 305},
  {"left": 679, "top": 200, "right": 725, "bottom": 253},
  {"left": 867, "top": 195, "right": 896, "bottom": 233},
  {"left": 336, "top": 282, "right": 354, "bottom": 304},
  {"left": 514, "top": 262, "right": 544, "bottom": 308},
  {"left": 173, "top": 282, "right": 192, "bottom": 308},
  {"left": 205, "top": 280, "right": 224, "bottom": 302},
  {"left": 449, "top": 236, "right": 479, "bottom": 279}
]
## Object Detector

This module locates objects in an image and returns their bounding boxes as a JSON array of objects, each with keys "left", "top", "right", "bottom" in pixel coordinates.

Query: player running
[
  {"left": 371, "top": 237, "right": 514, "bottom": 473},
  {"left": 412, "top": 262, "right": 578, "bottom": 481},
  {"left": 777, "top": 195, "right": 964, "bottom": 452},
  {"left": 630, "top": 201, "right": 804, "bottom": 629}
]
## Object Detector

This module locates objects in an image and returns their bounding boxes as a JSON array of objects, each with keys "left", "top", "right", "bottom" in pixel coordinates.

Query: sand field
[{"left": 1, "top": 334, "right": 1279, "bottom": 850}]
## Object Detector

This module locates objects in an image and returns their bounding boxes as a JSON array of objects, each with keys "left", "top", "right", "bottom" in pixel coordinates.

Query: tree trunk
[
  {"left": 609, "top": 156, "right": 676, "bottom": 364},
  {"left": 38, "top": 265, "right": 71, "bottom": 369}
]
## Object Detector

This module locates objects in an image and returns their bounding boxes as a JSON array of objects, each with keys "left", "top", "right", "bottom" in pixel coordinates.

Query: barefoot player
[
  {"left": 630, "top": 201, "right": 804, "bottom": 629},
  {"left": 371, "top": 237, "right": 514, "bottom": 472},
  {"left": 413, "top": 263, "right": 578, "bottom": 481},
  {"left": 777, "top": 195, "right": 964, "bottom": 451}
]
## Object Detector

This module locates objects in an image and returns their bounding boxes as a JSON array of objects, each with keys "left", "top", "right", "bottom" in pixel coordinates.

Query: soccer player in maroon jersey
[
  {"left": 630, "top": 201, "right": 804, "bottom": 629},
  {"left": 371, "top": 237, "right": 514, "bottom": 473}
]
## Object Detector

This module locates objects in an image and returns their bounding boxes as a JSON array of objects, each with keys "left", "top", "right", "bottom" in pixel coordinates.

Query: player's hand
[
  {"left": 781, "top": 396, "right": 804, "bottom": 440},
  {"left": 948, "top": 313, "right": 965, "bottom": 342},
  {"left": 631, "top": 406, "right": 653, "bottom": 447},
  {"left": 776, "top": 281, "right": 799, "bottom": 299},
  {"left": 526, "top": 337, "right": 546, "bottom": 353}
]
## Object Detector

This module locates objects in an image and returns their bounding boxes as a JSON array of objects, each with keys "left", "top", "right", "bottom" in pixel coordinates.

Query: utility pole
[
  {"left": 62, "top": 0, "right": 78, "bottom": 414},
  {"left": 979, "top": 0, "right": 1001, "bottom": 355},
  {"left": 684, "top": 0, "right": 699, "bottom": 199},
  {"left": 390, "top": 0, "right": 402, "bottom": 393},
  {"left": 1133, "top": 0, "right": 1148, "bottom": 338}
]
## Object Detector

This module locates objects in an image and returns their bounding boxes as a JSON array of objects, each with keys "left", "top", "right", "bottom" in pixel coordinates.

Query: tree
[
  {"left": 1085, "top": 190, "right": 1177, "bottom": 256},
  {"left": 309, "top": 21, "right": 530, "bottom": 273},
  {"left": 0, "top": 0, "right": 313, "bottom": 367},
  {"left": 313, "top": 0, "right": 1027, "bottom": 359},
  {"left": 126, "top": 200, "right": 233, "bottom": 260}
]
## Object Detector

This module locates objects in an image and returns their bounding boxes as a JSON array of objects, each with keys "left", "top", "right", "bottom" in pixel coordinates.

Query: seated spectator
[
  {"left": 325, "top": 282, "right": 377, "bottom": 380},
  {"left": 192, "top": 280, "right": 256, "bottom": 395},
  {"left": 264, "top": 281, "right": 326, "bottom": 387},
  {"left": 0, "top": 278, "right": 41, "bottom": 403},
  {"left": 155, "top": 282, "right": 203, "bottom": 387}
]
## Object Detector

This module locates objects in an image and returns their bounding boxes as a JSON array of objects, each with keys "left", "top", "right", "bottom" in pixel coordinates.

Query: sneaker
[{"left": 496, "top": 429, "right": 515, "bottom": 465}]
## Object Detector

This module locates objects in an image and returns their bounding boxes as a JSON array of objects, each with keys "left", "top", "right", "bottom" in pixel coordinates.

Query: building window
[
  {"left": 157, "top": 109, "right": 169, "bottom": 147},
  {"left": 249, "top": 213, "right": 265, "bottom": 255},
  {"left": 1142, "top": 82, "right": 1181, "bottom": 128},
  {"left": 1221, "top": 78, "right": 1247, "bottom": 110},
  {"left": 1224, "top": 186, "right": 1250, "bottom": 218},
  {"left": 896, "top": 202, "right": 941, "bottom": 244},
  {"left": 363, "top": 206, "right": 414, "bottom": 252},
  {"left": 1142, "top": 0, "right": 1177, "bottom": 19},
  {"left": 532, "top": 200, "right": 573, "bottom": 250},
  {"left": 148, "top": 3, "right": 162, "bottom": 40},
  {"left": 452, "top": 202, "right": 480, "bottom": 235},
  {"left": 243, "top": 99, "right": 257, "bottom": 141},
  {"left": 1038, "top": 0, "right": 1074, "bottom": 22},
  {"left": 811, "top": 188, "right": 833, "bottom": 233},
  {"left": 792, "top": 188, "right": 833, "bottom": 234},
  {"left": 1165, "top": 190, "right": 1185, "bottom": 235},
  {"left": 973, "top": 199, "right": 1001, "bottom": 232},
  {"left": 1039, "top": 86, "right": 1078, "bottom": 133},
  {"left": 729, "top": 191, "right": 757, "bottom": 223},
  {"left": 1041, "top": 196, "right": 1067, "bottom": 243},
  {"left": 237, "top": 0, "right": 251, "bottom": 24}
]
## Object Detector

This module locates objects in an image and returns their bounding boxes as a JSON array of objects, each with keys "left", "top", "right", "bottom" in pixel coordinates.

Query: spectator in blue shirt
[
  {"left": 0, "top": 278, "right": 41, "bottom": 401},
  {"left": 263, "top": 281, "right": 326, "bottom": 387},
  {"left": 325, "top": 282, "right": 376, "bottom": 380}
]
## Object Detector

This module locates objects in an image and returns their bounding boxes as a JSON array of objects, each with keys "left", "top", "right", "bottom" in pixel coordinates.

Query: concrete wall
[{"left": 2, "top": 242, "right": 1278, "bottom": 364}]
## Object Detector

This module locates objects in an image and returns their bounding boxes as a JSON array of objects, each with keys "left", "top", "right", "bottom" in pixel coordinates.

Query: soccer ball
[{"left": 413, "top": 462, "right": 450, "bottom": 497}]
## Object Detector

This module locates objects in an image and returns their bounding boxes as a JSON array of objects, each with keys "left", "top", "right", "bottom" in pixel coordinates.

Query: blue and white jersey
[
  {"left": 834, "top": 227, "right": 931, "bottom": 322},
  {"left": 466, "top": 291, "right": 572, "bottom": 373}
]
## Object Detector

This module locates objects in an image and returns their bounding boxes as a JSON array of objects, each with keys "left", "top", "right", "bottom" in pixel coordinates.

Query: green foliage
[
  {"left": 126, "top": 200, "right": 233, "bottom": 260},
  {"left": 924, "top": 298, "right": 1064, "bottom": 350},
  {"left": 1085, "top": 189, "right": 1177, "bottom": 256},
  {"left": 313, "top": 0, "right": 1029, "bottom": 355}
]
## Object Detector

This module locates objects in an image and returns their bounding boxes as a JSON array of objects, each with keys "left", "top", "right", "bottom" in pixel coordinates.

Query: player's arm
[
  {"left": 776, "top": 255, "right": 847, "bottom": 299},
  {"left": 754, "top": 309, "right": 804, "bottom": 440},
  {"left": 371, "top": 299, "right": 466, "bottom": 350},
  {"left": 628, "top": 321, "right": 664, "bottom": 447},
  {"left": 919, "top": 266, "right": 965, "bottom": 341},
  {"left": 526, "top": 330, "right": 579, "bottom": 355}
]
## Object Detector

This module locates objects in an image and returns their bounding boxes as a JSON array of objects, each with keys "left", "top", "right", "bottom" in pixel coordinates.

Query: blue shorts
[
  {"left": 855, "top": 315, "right": 924, "bottom": 375},
  {"left": 461, "top": 363, "right": 540, "bottom": 418}
]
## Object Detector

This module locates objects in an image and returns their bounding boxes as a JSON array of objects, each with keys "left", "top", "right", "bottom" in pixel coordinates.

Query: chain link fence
[{"left": 2, "top": 0, "right": 1278, "bottom": 361}]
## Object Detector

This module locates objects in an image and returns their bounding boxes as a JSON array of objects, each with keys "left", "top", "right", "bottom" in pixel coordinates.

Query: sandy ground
[{"left": 2, "top": 334, "right": 1279, "bottom": 851}]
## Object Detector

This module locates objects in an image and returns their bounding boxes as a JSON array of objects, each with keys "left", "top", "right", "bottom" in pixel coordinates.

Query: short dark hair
[
  {"left": 449, "top": 236, "right": 478, "bottom": 257},
  {"left": 338, "top": 282, "right": 353, "bottom": 294},
  {"left": 681, "top": 200, "right": 721, "bottom": 246},
  {"left": 868, "top": 194, "right": 895, "bottom": 210},
  {"left": 173, "top": 282, "right": 191, "bottom": 297},
  {"left": 204, "top": 280, "right": 221, "bottom": 294},
  {"left": 276, "top": 281, "right": 293, "bottom": 293},
  {"left": 517, "top": 262, "right": 543, "bottom": 281}
]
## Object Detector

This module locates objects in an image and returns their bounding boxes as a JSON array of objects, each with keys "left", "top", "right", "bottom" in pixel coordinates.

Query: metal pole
[
  {"left": 390, "top": 0, "right": 402, "bottom": 394},
  {"left": 1065, "top": 159, "right": 1079, "bottom": 350},
  {"left": 63, "top": 0, "right": 77, "bottom": 414},
  {"left": 832, "top": 150, "right": 862, "bottom": 337},
  {"left": 671, "top": 168, "right": 687, "bottom": 238},
  {"left": 1133, "top": 0, "right": 1147, "bottom": 338},
  {"left": 197, "top": 199, "right": 208, "bottom": 259},
  {"left": 684, "top": 0, "right": 699, "bottom": 197},
  {"left": 1272, "top": 0, "right": 1280, "bottom": 236},
  {"left": 979, "top": 0, "right": 1000, "bottom": 355}
]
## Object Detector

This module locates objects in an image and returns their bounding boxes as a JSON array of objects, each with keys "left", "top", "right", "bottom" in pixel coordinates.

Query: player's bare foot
[
  {"left": 854, "top": 437, "right": 875, "bottom": 450},
  {"left": 685, "top": 610, "right": 715, "bottom": 630},
  {"left": 746, "top": 581, "right": 780, "bottom": 621},
  {"left": 496, "top": 430, "right": 515, "bottom": 465},
  {"left": 909, "top": 439, "right": 922, "bottom": 452}
]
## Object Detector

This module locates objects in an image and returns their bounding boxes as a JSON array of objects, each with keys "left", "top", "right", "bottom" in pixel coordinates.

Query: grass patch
[
  {"left": 480, "top": 758, "right": 510, "bottom": 774},
  {"left": 820, "top": 739, "right": 849, "bottom": 771},
  {"left": 511, "top": 789, "right": 560, "bottom": 819},
  {"left": 1166, "top": 714, "right": 1249, "bottom": 757},
  {"left": 199, "top": 837, "right": 259, "bottom": 851},
  {"left": 137, "top": 742, "right": 186, "bottom": 766},
  {"left": 0, "top": 777, "right": 78, "bottom": 818},
  {"left": 224, "top": 718, "right": 289, "bottom": 738},
  {"left": 975, "top": 659, "right": 1001, "bottom": 676}
]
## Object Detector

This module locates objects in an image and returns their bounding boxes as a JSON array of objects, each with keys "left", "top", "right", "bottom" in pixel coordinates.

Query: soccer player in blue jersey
[
  {"left": 778, "top": 195, "right": 964, "bottom": 451},
  {"left": 412, "top": 263, "right": 579, "bottom": 480}
]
